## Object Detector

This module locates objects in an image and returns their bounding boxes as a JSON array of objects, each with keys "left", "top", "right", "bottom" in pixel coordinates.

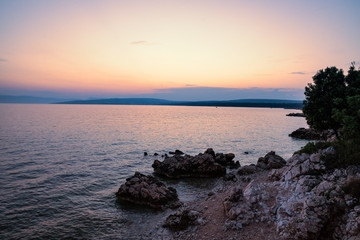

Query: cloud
[
  {"left": 130, "top": 41, "right": 158, "bottom": 46},
  {"left": 0, "top": 58, "right": 7, "bottom": 62},
  {"left": 289, "top": 72, "right": 306, "bottom": 75}
]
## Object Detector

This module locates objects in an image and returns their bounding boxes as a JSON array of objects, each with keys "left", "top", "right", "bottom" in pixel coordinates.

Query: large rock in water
[
  {"left": 289, "top": 128, "right": 323, "bottom": 140},
  {"left": 116, "top": 172, "right": 180, "bottom": 209},
  {"left": 152, "top": 149, "right": 227, "bottom": 178}
]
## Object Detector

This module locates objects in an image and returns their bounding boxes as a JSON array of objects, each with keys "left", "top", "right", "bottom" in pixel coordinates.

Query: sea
[{"left": 0, "top": 104, "right": 309, "bottom": 239}]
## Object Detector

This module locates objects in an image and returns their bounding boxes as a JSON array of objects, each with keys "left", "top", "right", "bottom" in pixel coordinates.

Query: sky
[{"left": 0, "top": 0, "right": 359, "bottom": 101}]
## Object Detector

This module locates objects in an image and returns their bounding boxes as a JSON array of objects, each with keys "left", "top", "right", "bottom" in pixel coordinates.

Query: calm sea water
[{"left": 0, "top": 104, "right": 309, "bottom": 239}]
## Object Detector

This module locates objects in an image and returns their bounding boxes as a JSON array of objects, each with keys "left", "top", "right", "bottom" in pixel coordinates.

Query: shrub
[
  {"left": 342, "top": 178, "right": 360, "bottom": 199},
  {"left": 294, "top": 141, "right": 332, "bottom": 155}
]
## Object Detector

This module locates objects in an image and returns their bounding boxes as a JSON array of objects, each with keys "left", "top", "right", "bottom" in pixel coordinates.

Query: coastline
[{"left": 123, "top": 147, "right": 360, "bottom": 240}]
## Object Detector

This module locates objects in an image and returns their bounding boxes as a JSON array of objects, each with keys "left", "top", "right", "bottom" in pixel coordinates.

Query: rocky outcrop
[
  {"left": 256, "top": 151, "right": 286, "bottom": 170},
  {"left": 152, "top": 149, "right": 236, "bottom": 178},
  {"left": 237, "top": 151, "right": 286, "bottom": 176},
  {"left": 222, "top": 147, "right": 360, "bottom": 240},
  {"left": 289, "top": 127, "right": 323, "bottom": 140},
  {"left": 286, "top": 112, "right": 306, "bottom": 117},
  {"left": 204, "top": 148, "right": 240, "bottom": 169},
  {"left": 289, "top": 128, "right": 337, "bottom": 141},
  {"left": 169, "top": 149, "right": 184, "bottom": 155},
  {"left": 116, "top": 172, "right": 180, "bottom": 209},
  {"left": 163, "top": 208, "right": 204, "bottom": 230}
]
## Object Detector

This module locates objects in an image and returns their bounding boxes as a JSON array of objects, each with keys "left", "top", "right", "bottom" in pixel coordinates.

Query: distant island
[
  {"left": 0, "top": 95, "right": 303, "bottom": 109},
  {"left": 55, "top": 98, "right": 303, "bottom": 109}
]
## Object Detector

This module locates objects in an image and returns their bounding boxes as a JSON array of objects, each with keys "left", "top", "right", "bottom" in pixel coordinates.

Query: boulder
[
  {"left": 152, "top": 150, "right": 227, "bottom": 178},
  {"left": 169, "top": 149, "right": 184, "bottom": 155},
  {"left": 238, "top": 165, "right": 258, "bottom": 175},
  {"left": 280, "top": 148, "right": 335, "bottom": 181},
  {"left": 256, "top": 151, "right": 286, "bottom": 170},
  {"left": 223, "top": 173, "right": 237, "bottom": 181},
  {"left": 203, "top": 148, "right": 239, "bottom": 168},
  {"left": 163, "top": 208, "right": 203, "bottom": 230},
  {"left": 116, "top": 172, "right": 180, "bottom": 209},
  {"left": 223, "top": 183, "right": 272, "bottom": 225},
  {"left": 277, "top": 195, "right": 330, "bottom": 240},
  {"left": 289, "top": 128, "right": 323, "bottom": 140}
]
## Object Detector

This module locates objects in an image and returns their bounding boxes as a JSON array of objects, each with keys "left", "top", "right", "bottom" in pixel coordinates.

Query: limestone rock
[
  {"left": 256, "top": 151, "right": 286, "bottom": 170},
  {"left": 152, "top": 149, "right": 228, "bottom": 178},
  {"left": 116, "top": 172, "right": 180, "bottom": 209},
  {"left": 289, "top": 128, "right": 323, "bottom": 140},
  {"left": 163, "top": 208, "right": 203, "bottom": 230},
  {"left": 238, "top": 165, "right": 258, "bottom": 175}
]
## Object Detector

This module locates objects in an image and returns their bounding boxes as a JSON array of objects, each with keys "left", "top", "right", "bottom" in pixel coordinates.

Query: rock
[
  {"left": 223, "top": 173, "right": 237, "bottom": 182},
  {"left": 169, "top": 149, "right": 184, "bottom": 155},
  {"left": 238, "top": 165, "right": 258, "bottom": 175},
  {"left": 154, "top": 153, "right": 159, "bottom": 156},
  {"left": 223, "top": 182, "right": 272, "bottom": 225},
  {"left": 277, "top": 195, "right": 330, "bottom": 240},
  {"left": 286, "top": 112, "right": 306, "bottom": 117},
  {"left": 204, "top": 148, "right": 216, "bottom": 158},
  {"left": 116, "top": 172, "right": 180, "bottom": 209},
  {"left": 213, "top": 150, "right": 239, "bottom": 169},
  {"left": 227, "top": 186, "right": 244, "bottom": 202},
  {"left": 144, "top": 152, "right": 148, "bottom": 156},
  {"left": 224, "top": 219, "right": 243, "bottom": 230},
  {"left": 289, "top": 128, "right": 323, "bottom": 140},
  {"left": 152, "top": 150, "right": 227, "bottom": 178},
  {"left": 208, "top": 192, "right": 215, "bottom": 196},
  {"left": 163, "top": 208, "right": 202, "bottom": 230},
  {"left": 256, "top": 151, "right": 286, "bottom": 170},
  {"left": 280, "top": 148, "right": 335, "bottom": 181}
]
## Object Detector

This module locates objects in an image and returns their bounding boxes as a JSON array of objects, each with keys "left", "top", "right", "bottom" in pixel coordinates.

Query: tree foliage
[{"left": 303, "top": 63, "right": 360, "bottom": 141}]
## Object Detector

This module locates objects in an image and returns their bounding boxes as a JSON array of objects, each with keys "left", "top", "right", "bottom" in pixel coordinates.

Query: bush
[
  {"left": 294, "top": 142, "right": 332, "bottom": 155},
  {"left": 332, "top": 139, "right": 360, "bottom": 167},
  {"left": 342, "top": 178, "right": 360, "bottom": 199}
]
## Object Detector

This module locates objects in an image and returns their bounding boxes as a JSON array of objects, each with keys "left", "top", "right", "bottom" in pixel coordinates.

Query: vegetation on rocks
[{"left": 302, "top": 62, "right": 360, "bottom": 167}]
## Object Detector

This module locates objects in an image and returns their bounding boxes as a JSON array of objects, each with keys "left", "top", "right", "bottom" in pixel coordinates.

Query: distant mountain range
[
  {"left": 0, "top": 95, "right": 303, "bottom": 109},
  {"left": 0, "top": 95, "right": 74, "bottom": 104},
  {"left": 55, "top": 97, "right": 303, "bottom": 109}
]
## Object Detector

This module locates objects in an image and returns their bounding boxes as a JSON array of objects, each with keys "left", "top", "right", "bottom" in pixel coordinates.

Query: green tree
[
  {"left": 303, "top": 66, "right": 346, "bottom": 137},
  {"left": 302, "top": 64, "right": 360, "bottom": 167},
  {"left": 333, "top": 62, "right": 360, "bottom": 140}
]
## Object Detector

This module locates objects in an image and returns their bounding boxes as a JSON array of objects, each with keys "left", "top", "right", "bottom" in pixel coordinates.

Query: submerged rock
[
  {"left": 152, "top": 149, "right": 233, "bottom": 178},
  {"left": 116, "top": 172, "right": 180, "bottom": 209}
]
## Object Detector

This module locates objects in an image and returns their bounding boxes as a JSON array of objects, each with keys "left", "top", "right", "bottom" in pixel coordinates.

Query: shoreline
[{"left": 123, "top": 148, "right": 360, "bottom": 240}]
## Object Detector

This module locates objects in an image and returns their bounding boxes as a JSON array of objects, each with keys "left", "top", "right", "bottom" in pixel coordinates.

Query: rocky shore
[{"left": 116, "top": 147, "right": 360, "bottom": 239}]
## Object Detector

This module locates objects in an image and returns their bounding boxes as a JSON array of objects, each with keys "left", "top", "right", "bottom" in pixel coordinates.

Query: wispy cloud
[
  {"left": 0, "top": 58, "right": 7, "bottom": 62},
  {"left": 289, "top": 72, "right": 306, "bottom": 75},
  {"left": 130, "top": 40, "right": 158, "bottom": 46}
]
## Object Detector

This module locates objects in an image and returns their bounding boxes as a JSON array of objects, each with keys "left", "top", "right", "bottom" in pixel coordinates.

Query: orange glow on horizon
[{"left": 0, "top": 0, "right": 359, "bottom": 96}]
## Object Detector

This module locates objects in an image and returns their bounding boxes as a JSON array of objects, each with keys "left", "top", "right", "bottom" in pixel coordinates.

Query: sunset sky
[{"left": 0, "top": 0, "right": 359, "bottom": 100}]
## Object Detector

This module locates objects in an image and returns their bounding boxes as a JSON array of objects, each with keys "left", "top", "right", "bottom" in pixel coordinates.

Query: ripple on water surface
[{"left": 0, "top": 104, "right": 309, "bottom": 239}]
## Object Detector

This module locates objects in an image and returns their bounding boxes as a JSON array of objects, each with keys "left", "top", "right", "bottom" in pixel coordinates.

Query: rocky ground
[
  {"left": 167, "top": 148, "right": 360, "bottom": 240},
  {"left": 117, "top": 148, "right": 360, "bottom": 240}
]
